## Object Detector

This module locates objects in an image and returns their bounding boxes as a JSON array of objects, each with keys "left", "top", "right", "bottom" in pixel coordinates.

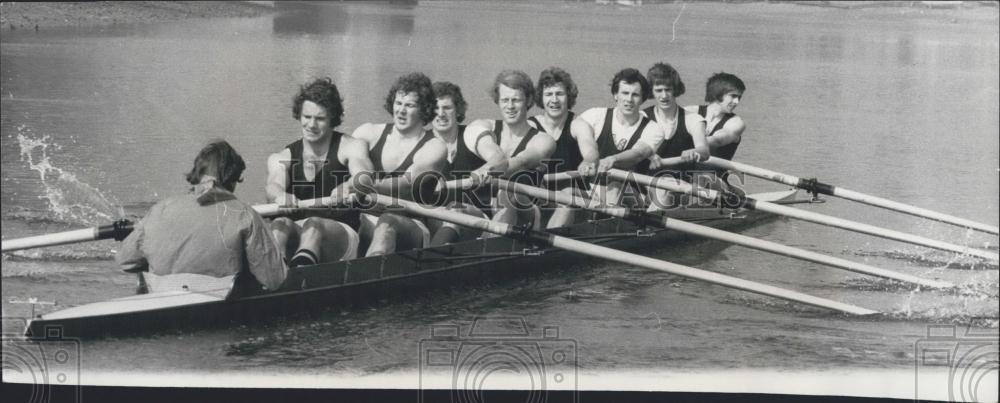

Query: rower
[
  {"left": 266, "top": 78, "right": 373, "bottom": 267},
  {"left": 642, "top": 62, "right": 709, "bottom": 212},
  {"left": 351, "top": 72, "right": 448, "bottom": 256},
  {"left": 573, "top": 68, "right": 664, "bottom": 208},
  {"left": 527, "top": 67, "right": 590, "bottom": 229},
  {"left": 465, "top": 70, "right": 555, "bottom": 232},
  {"left": 685, "top": 72, "right": 747, "bottom": 192},
  {"left": 117, "top": 141, "right": 287, "bottom": 296},
  {"left": 427, "top": 81, "right": 509, "bottom": 246}
]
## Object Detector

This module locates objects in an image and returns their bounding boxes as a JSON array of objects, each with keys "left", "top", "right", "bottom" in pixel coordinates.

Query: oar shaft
[
  {"left": 366, "top": 193, "right": 878, "bottom": 315},
  {"left": 1, "top": 220, "right": 134, "bottom": 253},
  {"left": 2, "top": 197, "right": 335, "bottom": 253},
  {"left": 497, "top": 179, "right": 952, "bottom": 289},
  {"left": 705, "top": 158, "right": 999, "bottom": 235},
  {"left": 611, "top": 169, "right": 1000, "bottom": 262},
  {"left": 2, "top": 228, "right": 99, "bottom": 253}
]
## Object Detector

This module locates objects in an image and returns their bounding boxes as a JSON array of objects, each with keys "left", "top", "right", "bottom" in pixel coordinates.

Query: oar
[
  {"left": 493, "top": 179, "right": 952, "bottom": 289},
  {"left": 363, "top": 192, "right": 878, "bottom": 315},
  {"left": 1, "top": 196, "right": 340, "bottom": 253},
  {"left": 604, "top": 169, "right": 1000, "bottom": 262},
  {"left": 702, "top": 158, "right": 999, "bottom": 236}
]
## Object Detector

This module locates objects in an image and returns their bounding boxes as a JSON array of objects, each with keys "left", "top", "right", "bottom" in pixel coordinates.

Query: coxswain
[
  {"left": 685, "top": 72, "right": 747, "bottom": 192},
  {"left": 118, "top": 140, "right": 287, "bottom": 296}
]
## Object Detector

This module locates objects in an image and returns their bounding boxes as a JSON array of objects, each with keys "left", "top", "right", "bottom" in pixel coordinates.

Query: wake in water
[
  {"left": 14, "top": 127, "right": 122, "bottom": 226},
  {"left": 853, "top": 249, "right": 999, "bottom": 271}
]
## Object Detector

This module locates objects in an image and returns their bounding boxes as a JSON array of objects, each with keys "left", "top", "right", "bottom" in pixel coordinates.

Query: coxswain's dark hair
[
  {"left": 535, "top": 67, "right": 579, "bottom": 110},
  {"left": 490, "top": 70, "right": 535, "bottom": 110},
  {"left": 705, "top": 72, "right": 746, "bottom": 103},
  {"left": 433, "top": 81, "right": 467, "bottom": 123},
  {"left": 185, "top": 140, "right": 246, "bottom": 192},
  {"left": 610, "top": 68, "right": 650, "bottom": 102},
  {"left": 384, "top": 72, "right": 437, "bottom": 124},
  {"left": 646, "top": 62, "right": 686, "bottom": 97},
  {"left": 292, "top": 77, "right": 344, "bottom": 128}
]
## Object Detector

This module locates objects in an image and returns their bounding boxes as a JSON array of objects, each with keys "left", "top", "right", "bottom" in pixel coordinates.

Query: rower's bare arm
[
  {"left": 467, "top": 123, "right": 507, "bottom": 177},
  {"left": 334, "top": 136, "right": 375, "bottom": 202},
  {"left": 572, "top": 118, "right": 600, "bottom": 163},
  {"left": 682, "top": 113, "right": 710, "bottom": 162},
  {"left": 604, "top": 142, "right": 654, "bottom": 170},
  {"left": 707, "top": 116, "right": 745, "bottom": 149},
  {"left": 265, "top": 149, "right": 297, "bottom": 206},
  {"left": 506, "top": 134, "right": 555, "bottom": 175}
]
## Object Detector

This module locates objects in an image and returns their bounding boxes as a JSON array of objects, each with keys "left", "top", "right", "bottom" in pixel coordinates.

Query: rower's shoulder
[
  {"left": 267, "top": 147, "right": 292, "bottom": 164},
  {"left": 349, "top": 122, "right": 381, "bottom": 142},
  {"left": 681, "top": 105, "right": 704, "bottom": 115},
  {"left": 577, "top": 107, "right": 605, "bottom": 124},
  {"left": 466, "top": 118, "right": 493, "bottom": 133}
]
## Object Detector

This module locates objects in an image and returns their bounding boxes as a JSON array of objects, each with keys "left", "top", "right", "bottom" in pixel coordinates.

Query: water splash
[
  {"left": 853, "top": 249, "right": 998, "bottom": 271},
  {"left": 15, "top": 127, "right": 122, "bottom": 225}
]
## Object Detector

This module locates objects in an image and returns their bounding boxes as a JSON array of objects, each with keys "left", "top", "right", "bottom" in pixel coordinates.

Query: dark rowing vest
[
  {"left": 645, "top": 106, "right": 694, "bottom": 159},
  {"left": 369, "top": 123, "right": 436, "bottom": 180},
  {"left": 444, "top": 124, "right": 494, "bottom": 211},
  {"left": 699, "top": 105, "right": 740, "bottom": 160},
  {"left": 446, "top": 125, "right": 487, "bottom": 179},
  {"left": 596, "top": 108, "right": 650, "bottom": 159},
  {"left": 495, "top": 119, "right": 544, "bottom": 207},
  {"left": 596, "top": 108, "right": 652, "bottom": 176},
  {"left": 529, "top": 112, "right": 581, "bottom": 175},
  {"left": 594, "top": 108, "right": 651, "bottom": 203},
  {"left": 283, "top": 134, "right": 360, "bottom": 229}
]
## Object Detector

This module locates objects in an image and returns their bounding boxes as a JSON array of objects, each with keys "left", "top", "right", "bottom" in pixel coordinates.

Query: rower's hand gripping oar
[
  {"left": 364, "top": 192, "right": 877, "bottom": 315},
  {"left": 604, "top": 169, "right": 1000, "bottom": 262},
  {"left": 701, "top": 157, "right": 999, "bottom": 236},
  {"left": 492, "top": 178, "right": 952, "bottom": 289}
]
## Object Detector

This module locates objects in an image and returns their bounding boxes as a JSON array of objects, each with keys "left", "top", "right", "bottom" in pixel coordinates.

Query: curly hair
[
  {"left": 383, "top": 72, "right": 436, "bottom": 124},
  {"left": 291, "top": 77, "right": 344, "bottom": 128},
  {"left": 489, "top": 70, "right": 535, "bottom": 109},
  {"left": 705, "top": 72, "right": 746, "bottom": 103},
  {"left": 185, "top": 140, "right": 246, "bottom": 191},
  {"left": 610, "top": 68, "right": 650, "bottom": 103},
  {"left": 432, "top": 81, "right": 467, "bottom": 123},
  {"left": 535, "top": 67, "right": 578, "bottom": 110},
  {"left": 646, "top": 62, "right": 686, "bottom": 97}
]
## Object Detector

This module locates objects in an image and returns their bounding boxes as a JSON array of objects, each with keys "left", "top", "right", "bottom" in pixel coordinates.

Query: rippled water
[{"left": 2, "top": 1, "right": 998, "bottom": 398}]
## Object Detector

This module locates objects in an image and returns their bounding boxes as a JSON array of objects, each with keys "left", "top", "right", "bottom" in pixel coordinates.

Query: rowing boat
[{"left": 24, "top": 189, "right": 802, "bottom": 338}]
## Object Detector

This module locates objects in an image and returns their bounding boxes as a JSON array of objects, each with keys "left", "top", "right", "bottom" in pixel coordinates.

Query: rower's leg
[
  {"left": 269, "top": 217, "right": 301, "bottom": 260},
  {"left": 365, "top": 213, "right": 428, "bottom": 256},
  {"left": 546, "top": 187, "right": 580, "bottom": 229},
  {"left": 310, "top": 219, "right": 359, "bottom": 262}
]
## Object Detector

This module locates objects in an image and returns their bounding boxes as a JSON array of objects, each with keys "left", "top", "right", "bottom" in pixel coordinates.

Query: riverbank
[{"left": 0, "top": 1, "right": 274, "bottom": 31}]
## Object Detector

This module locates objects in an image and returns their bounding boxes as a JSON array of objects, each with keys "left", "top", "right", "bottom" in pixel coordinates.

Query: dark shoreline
[{"left": 0, "top": 1, "right": 275, "bottom": 32}]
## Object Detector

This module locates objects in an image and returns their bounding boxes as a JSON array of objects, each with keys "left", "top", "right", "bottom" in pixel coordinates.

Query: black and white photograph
[{"left": 2, "top": 1, "right": 998, "bottom": 401}]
